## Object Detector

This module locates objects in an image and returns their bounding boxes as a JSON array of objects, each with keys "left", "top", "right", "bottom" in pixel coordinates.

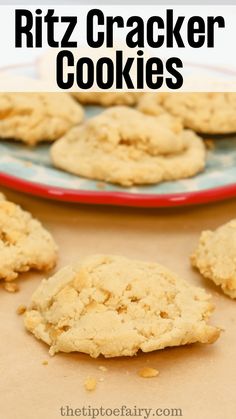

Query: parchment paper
[{"left": 0, "top": 187, "right": 235, "bottom": 419}]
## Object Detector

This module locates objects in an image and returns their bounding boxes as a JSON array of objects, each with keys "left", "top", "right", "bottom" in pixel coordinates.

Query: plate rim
[{"left": 1, "top": 171, "right": 236, "bottom": 207}]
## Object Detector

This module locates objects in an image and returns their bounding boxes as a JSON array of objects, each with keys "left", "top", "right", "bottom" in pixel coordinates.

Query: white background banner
[{"left": 0, "top": 5, "right": 236, "bottom": 91}]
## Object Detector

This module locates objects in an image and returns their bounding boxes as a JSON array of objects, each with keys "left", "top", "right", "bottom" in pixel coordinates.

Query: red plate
[{"left": 1, "top": 171, "right": 236, "bottom": 207}]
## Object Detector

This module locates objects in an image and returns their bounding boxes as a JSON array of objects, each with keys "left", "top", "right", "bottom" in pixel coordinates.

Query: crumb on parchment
[
  {"left": 16, "top": 304, "right": 26, "bottom": 315},
  {"left": 84, "top": 377, "right": 97, "bottom": 391},
  {"left": 4, "top": 282, "right": 19, "bottom": 293},
  {"left": 42, "top": 360, "right": 48, "bottom": 366},
  {"left": 138, "top": 367, "right": 159, "bottom": 378},
  {"left": 98, "top": 366, "right": 107, "bottom": 372}
]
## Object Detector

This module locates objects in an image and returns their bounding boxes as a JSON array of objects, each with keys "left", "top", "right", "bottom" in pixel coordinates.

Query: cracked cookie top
[
  {"left": 24, "top": 254, "right": 220, "bottom": 358},
  {"left": 0, "top": 200, "right": 58, "bottom": 281},
  {"left": 191, "top": 219, "right": 236, "bottom": 299},
  {"left": 51, "top": 106, "right": 206, "bottom": 186},
  {"left": 138, "top": 93, "right": 236, "bottom": 134},
  {"left": 0, "top": 92, "right": 84, "bottom": 145}
]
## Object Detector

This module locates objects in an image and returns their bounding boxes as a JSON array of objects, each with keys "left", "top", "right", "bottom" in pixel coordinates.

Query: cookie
[
  {"left": 51, "top": 107, "right": 206, "bottom": 187},
  {"left": 137, "top": 92, "right": 168, "bottom": 117},
  {"left": 24, "top": 254, "right": 220, "bottom": 358},
  {"left": 0, "top": 200, "right": 58, "bottom": 282},
  {"left": 0, "top": 93, "right": 84, "bottom": 145},
  {"left": 191, "top": 220, "right": 236, "bottom": 299},
  {"left": 80, "top": 106, "right": 186, "bottom": 155},
  {"left": 138, "top": 93, "right": 236, "bottom": 134},
  {"left": 72, "top": 92, "right": 142, "bottom": 107}
]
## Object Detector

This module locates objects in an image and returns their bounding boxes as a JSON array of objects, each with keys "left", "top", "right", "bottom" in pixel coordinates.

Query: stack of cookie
[
  {"left": 2, "top": 88, "right": 236, "bottom": 188},
  {"left": 50, "top": 92, "right": 236, "bottom": 186},
  {"left": 51, "top": 106, "right": 206, "bottom": 187}
]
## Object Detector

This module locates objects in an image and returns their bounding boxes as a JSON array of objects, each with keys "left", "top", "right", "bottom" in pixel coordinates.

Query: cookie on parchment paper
[
  {"left": 0, "top": 199, "right": 58, "bottom": 282},
  {"left": 191, "top": 219, "right": 236, "bottom": 299},
  {"left": 24, "top": 254, "right": 220, "bottom": 358}
]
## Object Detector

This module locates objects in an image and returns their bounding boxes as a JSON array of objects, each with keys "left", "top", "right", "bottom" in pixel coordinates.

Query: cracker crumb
[
  {"left": 42, "top": 360, "right": 48, "bottom": 365},
  {"left": 138, "top": 367, "right": 159, "bottom": 378},
  {"left": 205, "top": 139, "right": 215, "bottom": 150},
  {"left": 16, "top": 304, "right": 26, "bottom": 315},
  {"left": 98, "top": 366, "right": 107, "bottom": 372},
  {"left": 4, "top": 282, "right": 19, "bottom": 293},
  {"left": 99, "top": 377, "right": 104, "bottom": 382},
  {"left": 96, "top": 182, "right": 106, "bottom": 190},
  {"left": 84, "top": 377, "right": 97, "bottom": 391}
]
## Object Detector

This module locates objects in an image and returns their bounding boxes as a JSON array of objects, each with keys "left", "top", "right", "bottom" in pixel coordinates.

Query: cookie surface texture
[
  {"left": 51, "top": 106, "right": 206, "bottom": 186},
  {"left": 138, "top": 93, "right": 236, "bottom": 134},
  {"left": 24, "top": 254, "right": 220, "bottom": 358},
  {"left": 191, "top": 220, "right": 236, "bottom": 298},
  {"left": 0, "top": 93, "right": 84, "bottom": 145},
  {"left": 71, "top": 92, "right": 142, "bottom": 107},
  {"left": 0, "top": 200, "right": 58, "bottom": 281}
]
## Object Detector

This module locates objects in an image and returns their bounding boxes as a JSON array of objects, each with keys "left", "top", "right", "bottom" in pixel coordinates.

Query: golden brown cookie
[
  {"left": 72, "top": 92, "right": 142, "bottom": 107},
  {"left": 0, "top": 200, "right": 58, "bottom": 282},
  {"left": 24, "top": 254, "right": 220, "bottom": 357},
  {"left": 138, "top": 93, "right": 236, "bottom": 134},
  {"left": 191, "top": 220, "right": 236, "bottom": 299},
  {"left": 51, "top": 107, "right": 206, "bottom": 186},
  {"left": 78, "top": 106, "right": 185, "bottom": 155},
  {"left": 0, "top": 93, "right": 84, "bottom": 145}
]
